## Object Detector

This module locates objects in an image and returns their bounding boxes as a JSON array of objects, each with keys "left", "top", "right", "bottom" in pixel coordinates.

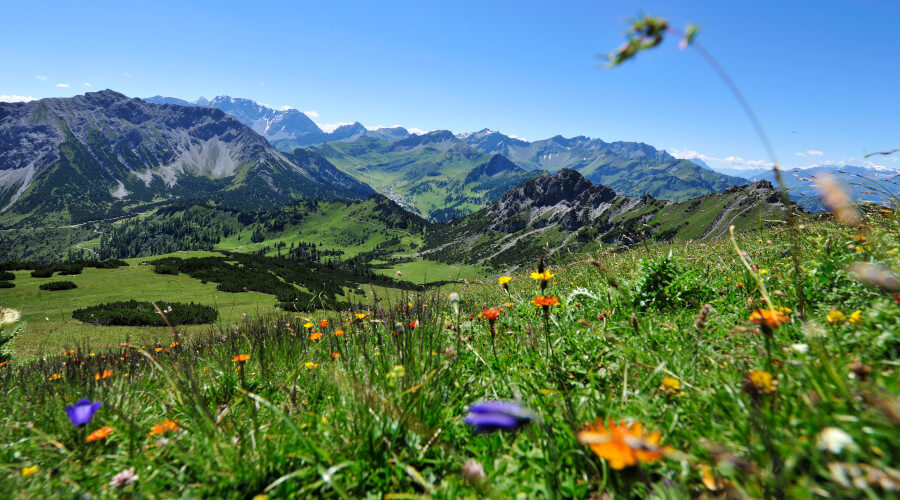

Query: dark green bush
[
  {"left": 0, "top": 271, "right": 14, "bottom": 281},
  {"left": 153, "top": 264, "right": 180, "bottom": 275},
  {"left": 39, "top": 281, "right": 77, "bottom": 291},
  {"left": 30, "top": 268, "right": 54, "bottom": 278},
  {"left": 72, "top": 300, "right": 217, "bottom": 326},
  {"left": 0, "top": 281, "right": 13, "bottom": 289}
]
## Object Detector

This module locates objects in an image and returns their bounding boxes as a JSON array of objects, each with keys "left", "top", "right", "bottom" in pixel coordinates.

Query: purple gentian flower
[
  {"left": 465, "top": 400, "right": 533, "bottom": 434},
  {"left": 66, "top": 398, "right": 101, "bottom": 427}
]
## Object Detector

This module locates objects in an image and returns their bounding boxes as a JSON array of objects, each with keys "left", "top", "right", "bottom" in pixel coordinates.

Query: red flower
[
  {"left": 482, "top": 308, "right": 500, "bottom": 321},
  {"left": 319, "top": 319, "right": 329, "bottom": 328}
]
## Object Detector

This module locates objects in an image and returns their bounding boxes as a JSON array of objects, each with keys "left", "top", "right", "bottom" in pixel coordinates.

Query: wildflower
[
  {"left": 737, "top": 282, "right": 745, "bottom": 289},
  {"left": 749, "top": 308, "right": 790, "bottom": 332},
  {"left": 659, "top": 376, "right": 682, "bottom": 397},
  {"left": 0, "top": 361, "right": 7, "bottom": 367},
  {"left": 848, "top": 310, "right": 863, "bottom": 325},
  {"left": 791, "top": 343, "right": 809, "bottom": 353},
  {"left": 22, "top": 465, "right": 38, "bottom": 477},
  {"left": 86, "top": 426, "right": 114, "bottom": 443},
  {"left": 464, "top": 401, "right": 534, "bottom": 434},
  {"left": 757, "top": 268, "right": 768, "bottom": 275},
  {"left": 498, "top": 276, "right": 512, "bottom": 286},
  {"left": 66, "top": 398, "right": 102, "bottom": 427},
  {"left": 49, "top": 374, "right": 62, "bottom": 381},
  {"left": 818, "top": 427, "right": 854, "bottom": 454},
  {"left": 355, "top": 313, "right": 367, "bottom": 320},
  {"left": 743, "top": 370, "right": 777, "bottom": 397},
  {"left": 461, "top": 459, "right": 486, "bottom": 484},
  {"left": 109, "top": 467, "right": 139, "bottom": 489},
  {"left": 481, "top": 308, "right": 499, "bottom": 321},
  {"left": 232, "top": 354, "right": 250, "bottom": 363},
  {"left": 331, "top": 352, "right": 340, "bottom": 359},
  {"left": 304, "top": 362, "right": 319, "bottom": 369},
  {"left": 532, "top": 295, "right": 560, "bottom": 307},
  {"left": 530, "top": 270, "right": 555, "bottom": 281},
  {"left": 94, "top": 369, "right": 113, "bottom": 380},
  {"left": 150, "top": 419, "right": 179, "bottom": 435},
  {"left": 303, "top": 322, "right": 314, "bottom": 329},
  {"left": 577, "top": 419, "right": 672, "bottom": 469},
  {"left": 309, "top": 332, "right": 323, "bottom": 341},
  {"left": 333, "top": 329, "right": 344, "bottom": 336},
  {"left": 827, "top": 310, "right": 846, "bottom": 325},
  {"left": 408, "top": 320, "right": 419, "bottom": 328},
  {"left": 154, "top": 347, "right": 163, "bottom": 352},
  {"left": 319, "top": 319, "right": 329, "bottom": 328}
]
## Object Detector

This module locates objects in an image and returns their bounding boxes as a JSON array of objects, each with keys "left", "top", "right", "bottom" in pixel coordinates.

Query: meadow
[{"left": 0, "top": 206, "right": 897, "bottom": 498}]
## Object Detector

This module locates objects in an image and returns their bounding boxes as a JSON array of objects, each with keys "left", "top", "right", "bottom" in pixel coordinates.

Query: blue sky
[{"left": 2, "top": 0, "right": 898, "bottom": 173}]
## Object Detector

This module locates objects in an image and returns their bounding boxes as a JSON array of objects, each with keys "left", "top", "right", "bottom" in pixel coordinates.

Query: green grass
[
  {"left": 2, "top": 251, "right": 279, "bottom": 357},
  {"left": 0, "top": 212, "right": 898, "bottom": 497}
]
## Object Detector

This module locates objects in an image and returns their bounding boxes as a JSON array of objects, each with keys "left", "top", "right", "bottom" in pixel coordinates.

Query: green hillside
[{"left": 314, "top": 134, "right": 540, "bottom": 221}]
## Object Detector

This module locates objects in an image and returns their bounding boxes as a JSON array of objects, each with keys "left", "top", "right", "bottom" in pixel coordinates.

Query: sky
[{"left": 1, "top": 0, "right": 898, "bottom": 174}]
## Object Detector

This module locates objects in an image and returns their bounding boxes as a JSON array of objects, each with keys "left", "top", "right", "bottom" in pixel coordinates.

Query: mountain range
[
  {"left": 422, "top": 168, "right": 791, "bottom": 268},
  {"left": 0, "top": 91, "right": 372, "bottom": 228}
]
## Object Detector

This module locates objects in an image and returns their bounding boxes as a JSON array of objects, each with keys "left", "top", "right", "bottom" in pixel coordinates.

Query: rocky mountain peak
[{"left": 496, "top": 168, "right": 616, "bottom": 211}]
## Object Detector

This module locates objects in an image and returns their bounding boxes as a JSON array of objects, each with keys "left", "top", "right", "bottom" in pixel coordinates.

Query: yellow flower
[
  {"left": 757, "top": 269, "right": 768, "bottom": 275},
  {"left": 303, "top": 322, "right": 314, "bottom": 329},
  {"left": 355, "top": 313, "right": 367, "bottom": 320},
  {"left": 304, "top": 362, "right": 319, "bottom": 369},
  {"left": 659, "top": 376, "right": 682, "bottom": 397},
  {"left": 22, "top": 465, "right": 38, "bottom": 477},
  {"left": 530, "top": 270, "right": 555, "bottom": 281},
  {"left": 48, "top": 374, "right": 62, "bottom": 381},
  {"left": 827, "top": 310, "right": 846, "bottom": 325},
  {"left": 577, "top": 419, "right": 673, "bottom": 469},
  {"left": 744, "top": 370, "right": 777, "bottom": 396},
  {"left": 498, "top": 276, "right": 512, "bottom": 285},
  {"left": 848, "top": 310, "right": 863, "bottom": 325}
]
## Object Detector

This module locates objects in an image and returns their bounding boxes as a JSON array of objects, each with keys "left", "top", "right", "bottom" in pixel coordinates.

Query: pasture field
[{"left": 0, "top": 213, "right": 898, "bottom": 498}]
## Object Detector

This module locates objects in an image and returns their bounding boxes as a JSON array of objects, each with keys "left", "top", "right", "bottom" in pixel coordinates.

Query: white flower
[
  {"left": 818, "top": 427, "right": 854, "bottom": 454},
  {"left": 110, "top": 467, "right": 139, "bottom": 489},
  {"left": 791, "top": 343, "right": 809, "bottom": 353}
]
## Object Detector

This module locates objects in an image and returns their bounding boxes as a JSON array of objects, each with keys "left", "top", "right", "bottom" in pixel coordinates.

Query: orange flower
[
  {"left": 0, "top": 361, "right": 7, "bottom": 368},
  {"left": 150, "top": 419, "right": 180, "bottom": 435},
  {"left": 309, "top": 332, "right": 323, "bottom": 341},
  {"left": 749, "top": 308, "right": 789, "bottom": 331},
  {"left": 333, "top": 329, "right": 345, "bottom": 336},
  {"left": 319, "top": 319, "right": 329, "bottom": 328},
  {"left": 86, "top": 426, "right": 114, "bottom": 443},
  {"left": 482, "top": 308, "right": 500, "bottom": 321},
  {"left": 232, "top": 354, "right": 250, "bottom": 363},
  {"left": 532, "top": 295, "right": 560, "bottom": 307},
  {"left": 94, "top": 369, "right": 113, "bottom": 380},
  {"left": 577, "top": 419, "right": 672, "bottom": 469},
  {"left": 331, "top": 352, "right": 341, "bottom": 359},
  {"left": 408, "top": 320, "right": 419, "bottom": 328}
]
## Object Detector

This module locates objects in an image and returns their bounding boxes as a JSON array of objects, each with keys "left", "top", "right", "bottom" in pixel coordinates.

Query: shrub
[
  {"left": 39, "top": 281, "right": 77, "bottom": 291},
  {"left": 153, "top": 264, "right": 180, "bottom": 275},
  {"left": 0, "top": 271, "right": 14, "bottom": 281},
  {"left": 53, "top": 263, "right": 84, "bottom": 275},
  {"left": 0, "top": 281, "right": 13, "bottom": 289},
  {"left": 30, "top": 268, "right": 54, "bottom": 278},
  {"left": 72, "top": 300, "right": 217, "bottom": 326}
]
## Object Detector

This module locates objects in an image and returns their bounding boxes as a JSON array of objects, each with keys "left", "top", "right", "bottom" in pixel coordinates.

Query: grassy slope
[
  {"left": 0, "top": 213, "right": 897, "bottom": 497},
  {"left": 2, "top": 251, "right": 279, "bottom": 356}
]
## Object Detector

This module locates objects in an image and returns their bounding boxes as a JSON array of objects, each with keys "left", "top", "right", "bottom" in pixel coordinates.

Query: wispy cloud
[
  {"left": 55, "top": 83, "right": 70, "bottom": 88},
  {"left": 795, "top": 150, "right": 824, "bottom": 157},
  {"left": 122, "top": 72, "right": 133, "bottom": 78},
  {"left": 670, "top": 148, "right": 773, "bottom": 171},
  {"left": 0, "top": 94, "right": 37, "bottom": 103},
  {"left": 36, "top": 75, "right": 47, "bottom": 81},
  {"left": 84, "top": 82, "right": 92, "bottom": 87}
]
